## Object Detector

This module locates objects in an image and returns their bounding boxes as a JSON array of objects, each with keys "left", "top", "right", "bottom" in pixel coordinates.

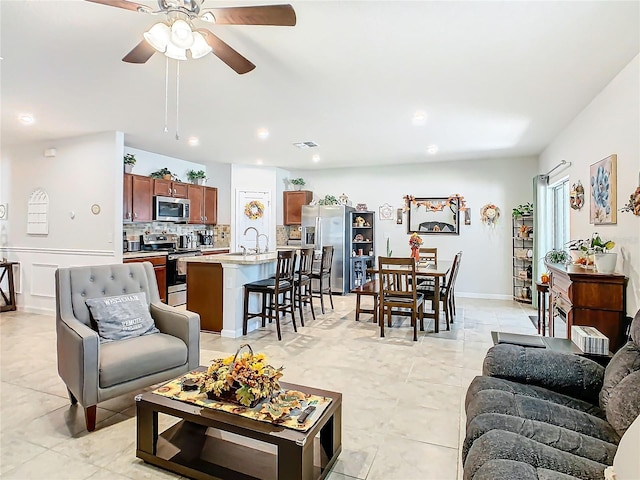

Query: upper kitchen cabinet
[
  {"left": 123, "top": 173, "right": 153, "bottom": 222},
  {"left": 153, "top": 179, "right": 188, "bottom": 198},
  {"left": 284, "top": 190, "right": 313, "bottom": 225},
  {"left": 187, "top": 185, "right": 217, "bottom": 225}
]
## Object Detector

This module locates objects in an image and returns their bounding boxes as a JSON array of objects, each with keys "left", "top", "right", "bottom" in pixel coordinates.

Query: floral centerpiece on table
[
  {"left": 200, "top": 344, "right": 283, "bottom": 408},
  {"left": 409, "top": 232, "right": 423, "bottom": 248}
]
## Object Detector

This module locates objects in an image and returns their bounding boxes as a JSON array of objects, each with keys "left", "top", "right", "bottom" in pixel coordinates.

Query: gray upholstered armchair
[{"left": 55, "top": 262, "right": 200, "bottom": 431}]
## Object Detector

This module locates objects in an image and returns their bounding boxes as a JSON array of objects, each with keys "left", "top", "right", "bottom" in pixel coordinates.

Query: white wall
[
  {"left": 539, "top": 54, "right": 640, "bottom": 314},
  {"left": 291, "top": 156, "right": 539, "bottom": 298},
  {"left": 1, "top": 132, "right": 124, "bottom": 314}
]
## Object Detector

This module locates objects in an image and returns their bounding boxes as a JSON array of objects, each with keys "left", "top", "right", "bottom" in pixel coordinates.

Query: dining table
[{"left": 367, "top": 259, "right": 453, "bottom": 333}]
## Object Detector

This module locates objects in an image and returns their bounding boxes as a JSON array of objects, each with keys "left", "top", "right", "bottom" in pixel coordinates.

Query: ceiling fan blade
[
  {"left": 200, "top": 5, "right": 296, "bottom": 26},
  {"left": 122, "top": 40, "right": 157, "bottom": 64},
  {"left": 197, "top": 29, "right": 255, "bottom": 74},
  {"left": 85, "top": 0, "right": 152, "bottom": 13}
]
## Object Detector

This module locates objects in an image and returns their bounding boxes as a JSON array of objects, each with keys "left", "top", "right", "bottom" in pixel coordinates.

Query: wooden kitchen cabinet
[
  {"left": 547, "top": 262, "right": 628, "bottom": 352},
  {"left": 153, "top": 179, "right": 188, "bottom": 198},
  {"left": 283, "top": 190, "right": 313, "bottom": 225},
  {"left": 187, "top": 185, "right": 217, "bottom": 225},
  {"left": 123, "top": 255, "right": 167, "bottom": 303},
  {"left": 123, "top": 173, "right": 153, "bottom": 222}
]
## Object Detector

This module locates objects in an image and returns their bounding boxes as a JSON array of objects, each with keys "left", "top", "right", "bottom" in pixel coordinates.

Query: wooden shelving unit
[
  {"left": 512, "top": 215, "right": 534, "bottom": 303},
  {"left": 349, "top": 211, "right": 375, "bottom": 290}
]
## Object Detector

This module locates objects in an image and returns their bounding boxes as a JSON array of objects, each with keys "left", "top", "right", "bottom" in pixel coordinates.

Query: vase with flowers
[{"left": 408, "top": 232, "right": 423, "bottom": 262}]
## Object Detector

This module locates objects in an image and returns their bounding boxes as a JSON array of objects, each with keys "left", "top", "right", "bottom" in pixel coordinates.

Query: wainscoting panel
[{"left": 30, "top": 263, "right": 59, "bottom": 298}]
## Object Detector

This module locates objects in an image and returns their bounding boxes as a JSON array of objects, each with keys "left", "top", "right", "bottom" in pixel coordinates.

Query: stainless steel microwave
[{"left": 153, "top": 196, "right": 190, "bottom": 223}]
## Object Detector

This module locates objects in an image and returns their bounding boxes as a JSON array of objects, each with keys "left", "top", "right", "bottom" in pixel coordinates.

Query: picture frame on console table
[{"left": 590, "top": 154, "right": 617, "bottom": 225}]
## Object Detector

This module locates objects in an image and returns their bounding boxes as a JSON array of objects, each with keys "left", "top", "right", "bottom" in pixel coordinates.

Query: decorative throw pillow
[{"left": 85, "top": 292, "right": 159, "bottom": 343}]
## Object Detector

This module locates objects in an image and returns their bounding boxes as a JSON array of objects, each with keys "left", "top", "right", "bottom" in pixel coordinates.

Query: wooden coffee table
[{"left": 136, "top": 378, "right": 342, "bottom": 480}]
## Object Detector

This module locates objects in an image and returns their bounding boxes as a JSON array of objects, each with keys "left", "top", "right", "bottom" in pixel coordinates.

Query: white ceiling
[{"left": 2, "top": 1, "right": 639, "bottom": 170}]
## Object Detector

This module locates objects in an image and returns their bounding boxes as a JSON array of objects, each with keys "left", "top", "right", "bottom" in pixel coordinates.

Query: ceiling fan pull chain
[
  {"left": 164, "top": 56, "right": 169, "bottom": 134},
  {"left": 175, "top": 60, "right": 180, "bottom": 141}
]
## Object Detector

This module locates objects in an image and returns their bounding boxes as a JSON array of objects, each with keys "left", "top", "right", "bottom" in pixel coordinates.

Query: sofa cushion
[
  {"left": 466, "top": 388, "right": 619, "bottom": 444},
  {"left": 463, "top": 430, "right": 609, "bottom": 480},
  {"left": 86, "top": 292, "right": 159, "bottom": 343},
  {"left": 466, "top": 376, "right": 605, "bottom": 419},
  {"left": 600, "top": 311, "right": 640, "bottom": 436},
  {"left": 463, "top": 413, "right": 617, "bottom": 466},
  {"left": 99, "top": 333, "right": 187, "bottom": 388},
  {"left": 472, "top": 459, "right": 583, "bottom": 480}
]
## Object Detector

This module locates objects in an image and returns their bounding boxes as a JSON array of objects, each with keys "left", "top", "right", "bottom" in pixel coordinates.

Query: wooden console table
[
  {"left": 546, "top": 262, "right": 627, "bottom": 352},
  {"left": 0, "top": 262, "right": 18, "bottom": 312}
]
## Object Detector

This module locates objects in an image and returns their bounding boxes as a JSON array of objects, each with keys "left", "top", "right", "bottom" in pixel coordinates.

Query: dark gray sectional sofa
[{"left": 463, "top": 310, "right": 640, "bottom": 480}]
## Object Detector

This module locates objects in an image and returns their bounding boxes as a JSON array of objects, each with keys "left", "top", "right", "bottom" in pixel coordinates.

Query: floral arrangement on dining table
[{"left": 409, "top": 232, "right": 423, "bottom": 261}]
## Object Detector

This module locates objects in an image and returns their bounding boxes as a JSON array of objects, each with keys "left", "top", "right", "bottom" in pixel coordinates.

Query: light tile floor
[{"left": 0, "top": 296, "right": 536, "bottom": 480}]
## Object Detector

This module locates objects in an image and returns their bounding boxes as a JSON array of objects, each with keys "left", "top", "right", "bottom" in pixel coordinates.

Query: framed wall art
[
  {"left": 590, "top": 154, "right": 617, "bottom": 224},
  {"left": 406, "top": 197, "right": 460, "bottom": 234}
]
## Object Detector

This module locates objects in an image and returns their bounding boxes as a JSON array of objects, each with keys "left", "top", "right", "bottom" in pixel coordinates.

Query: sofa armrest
[
  {"left": 150, "top": 302, "right": 200, "bottom": 370},
  {"left": 56, "top": 314, "right": 100, "bottom": 407},
  {"left": 483, "top": 344, "right": 605, "bottom": 404}
]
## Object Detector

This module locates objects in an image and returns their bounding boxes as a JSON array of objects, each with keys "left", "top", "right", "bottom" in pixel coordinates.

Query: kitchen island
[{"left": 184, "top": 253, "right": 278, "bottom": 336}]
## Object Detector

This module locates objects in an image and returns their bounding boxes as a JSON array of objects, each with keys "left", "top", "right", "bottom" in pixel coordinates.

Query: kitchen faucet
[
  {"left": 258, "top": 234, "right": 269, "bottom": 253},
  {"left": 243, "top": 227, "right": 260, "bottom": 254}
]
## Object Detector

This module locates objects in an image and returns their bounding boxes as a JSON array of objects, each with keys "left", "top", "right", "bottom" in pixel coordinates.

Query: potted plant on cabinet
[
  {"left": 289, "top": 178, "right": 305, "bottom": 191},
  {"left": 124, "top": 153, "right": 136, "bottom": 174},
  {"left": 590, "top": 234, "right": 616, "bottom": 273},
  {"left": 150, "top": 168, "right": 173, "bottom": 180},
  {"left": 186, "top": 169, "right": 207, "bottom": 185},
  {"left": 512, "top": 202, "right": 533, "bottom": 218}
]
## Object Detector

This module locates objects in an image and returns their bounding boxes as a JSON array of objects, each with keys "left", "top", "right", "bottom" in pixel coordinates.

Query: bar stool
[
  {"left": 310, "top": 245, "right": 334, "bottom": 314},
  {"left": 536, "top": 281, "right": 550, "bottom": 336},
  {"left": 243, "top": 250, "right": 297, "bottom": 341},
  {"left": 295, "top": 247, "right": 316, "bottom": 325}
]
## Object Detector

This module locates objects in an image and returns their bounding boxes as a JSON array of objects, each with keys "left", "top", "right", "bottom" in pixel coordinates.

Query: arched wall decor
[{"left": 27, "top": 189, "right": 49, "bottom": 235}]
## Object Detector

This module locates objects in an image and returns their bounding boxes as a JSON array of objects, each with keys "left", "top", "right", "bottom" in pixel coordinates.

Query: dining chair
[
  {"left": 418, "top": 247, "right": 438, "bottom": 266},
  {"left": 377, "top": 256, "right": 425, "bottom": 341},
  {"left": 295, "top": 247, "right": 316, "bottom": 325},
  {"left": 311, "top": 245, "right": 334, "bottom": 314},
  {"left": 243, "top": 249, "right": 298, "bottom": 341},
  {"left": 417, "top": 251, "right": 461, "bottom": 330}
]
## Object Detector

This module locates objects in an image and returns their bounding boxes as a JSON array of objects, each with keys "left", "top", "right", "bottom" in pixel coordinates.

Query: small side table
[
  {"left": 0, "top": 262, "right": 19, "bottom": 312},
  {"left": 536, "top": 281, "right": 549, "bottom": 336}
]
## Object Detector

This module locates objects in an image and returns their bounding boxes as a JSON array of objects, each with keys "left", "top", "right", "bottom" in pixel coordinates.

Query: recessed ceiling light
[
  {"left": 256, "top": 158, "right": 264, "bottom": 165},
  {"left": 188, "top": 136, "right": 199, "bottom": 146},
  {"left": 312, "top": 154, "right": 320, "bottom": 163},
  {"left": 257, "top": 128, "right": 269, "bottom": 140},
  {"left": 412, "top": 111, "right": 427, "bottom": 126},
  {"left": 426, "top": 144, "right": 439, "bottom": 155},
  {"left": 18, "top": 113, "right": 34, "bottom": 125}
]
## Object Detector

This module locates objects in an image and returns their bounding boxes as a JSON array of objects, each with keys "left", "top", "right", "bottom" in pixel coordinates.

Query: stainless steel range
[{"left": 141, "top": 233, "right": 202, "bottom": 307}]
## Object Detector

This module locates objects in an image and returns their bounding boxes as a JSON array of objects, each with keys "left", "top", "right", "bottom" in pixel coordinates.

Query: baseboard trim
[
  {"left": 457, "top": 292, "right": 513, "bottom": 300},
  {"left": 0, "top": 246, "right": 115, "bottom": 256},
  {"left": 19, "top": 305, "right": 55, "bottom": 315}
]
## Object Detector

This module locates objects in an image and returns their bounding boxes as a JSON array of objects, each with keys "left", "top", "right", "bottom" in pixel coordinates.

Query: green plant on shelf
[
  {"left": 512, "top": 202, "right": 533, "bottom": 218},
  {"left": 289, "top": 178, "right": 306, "bottom": 186},
  {"left": 150, "top": 168, "right": 172, "bottom": 179},
  {"left": 124, "top": 153, "right": 136, "bottom": 165},
  {"left": 186, "top": 170, "right": 207, "bottom": 181}
]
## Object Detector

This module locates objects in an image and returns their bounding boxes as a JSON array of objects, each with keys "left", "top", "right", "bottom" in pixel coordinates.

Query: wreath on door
[{"left": 244, "top": 200, "right": 265, "bottom": 220}]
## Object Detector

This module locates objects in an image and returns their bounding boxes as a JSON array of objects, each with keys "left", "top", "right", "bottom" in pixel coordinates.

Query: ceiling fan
[{"left": 86, "top": 0, "right": 296, "bottom": 74}]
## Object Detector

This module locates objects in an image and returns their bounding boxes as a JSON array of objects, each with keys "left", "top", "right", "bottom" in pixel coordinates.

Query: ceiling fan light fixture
[
  {"left": 143, "top": 23, "right": 171, "bottom": 53},
  {"left": 144, "top": 22, "right": 171, "bottom": 53},
  {"left": 200, "top": 11, "right": 216, "bottom": 23},
  {"left": 165, "top": 42, "right": 187, "bottom": 61},
  {"left": 189, "top": 31, "right": 212, "bottom": 59},
  {"left": 171, "top": 19, "right": 195, "bottom": 49}
]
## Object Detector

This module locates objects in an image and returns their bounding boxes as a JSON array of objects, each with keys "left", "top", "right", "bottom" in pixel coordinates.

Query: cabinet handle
[
  {"left": 126, "top": 212, "right": 131, "bottom": 219},
  {"left": 204, "top": 216, "right": 207, "bottom": 221},
  {"left": 134, "top": 212, "right": 138, "bottom": 219}
]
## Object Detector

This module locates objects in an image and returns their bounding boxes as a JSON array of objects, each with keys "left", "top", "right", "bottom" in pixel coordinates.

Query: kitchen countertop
[
  {"left": 123, "top": 251, "right": 168, "bottom": 259},
  {"left": 183, "top": 252, "right": 278, "bottom": 265},
  {"left": 199, "top": 247, "right": 230, "bottom": 253}
]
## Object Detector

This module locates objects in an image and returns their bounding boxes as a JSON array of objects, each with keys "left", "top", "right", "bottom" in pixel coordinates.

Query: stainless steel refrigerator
[{"left": 301, "top": 204, "right": 354, "bottom": 294}]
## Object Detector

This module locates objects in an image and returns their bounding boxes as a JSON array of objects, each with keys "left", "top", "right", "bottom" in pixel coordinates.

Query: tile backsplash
[{"left": 123, "top": 223, "right": 230, "bottom": 248}]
